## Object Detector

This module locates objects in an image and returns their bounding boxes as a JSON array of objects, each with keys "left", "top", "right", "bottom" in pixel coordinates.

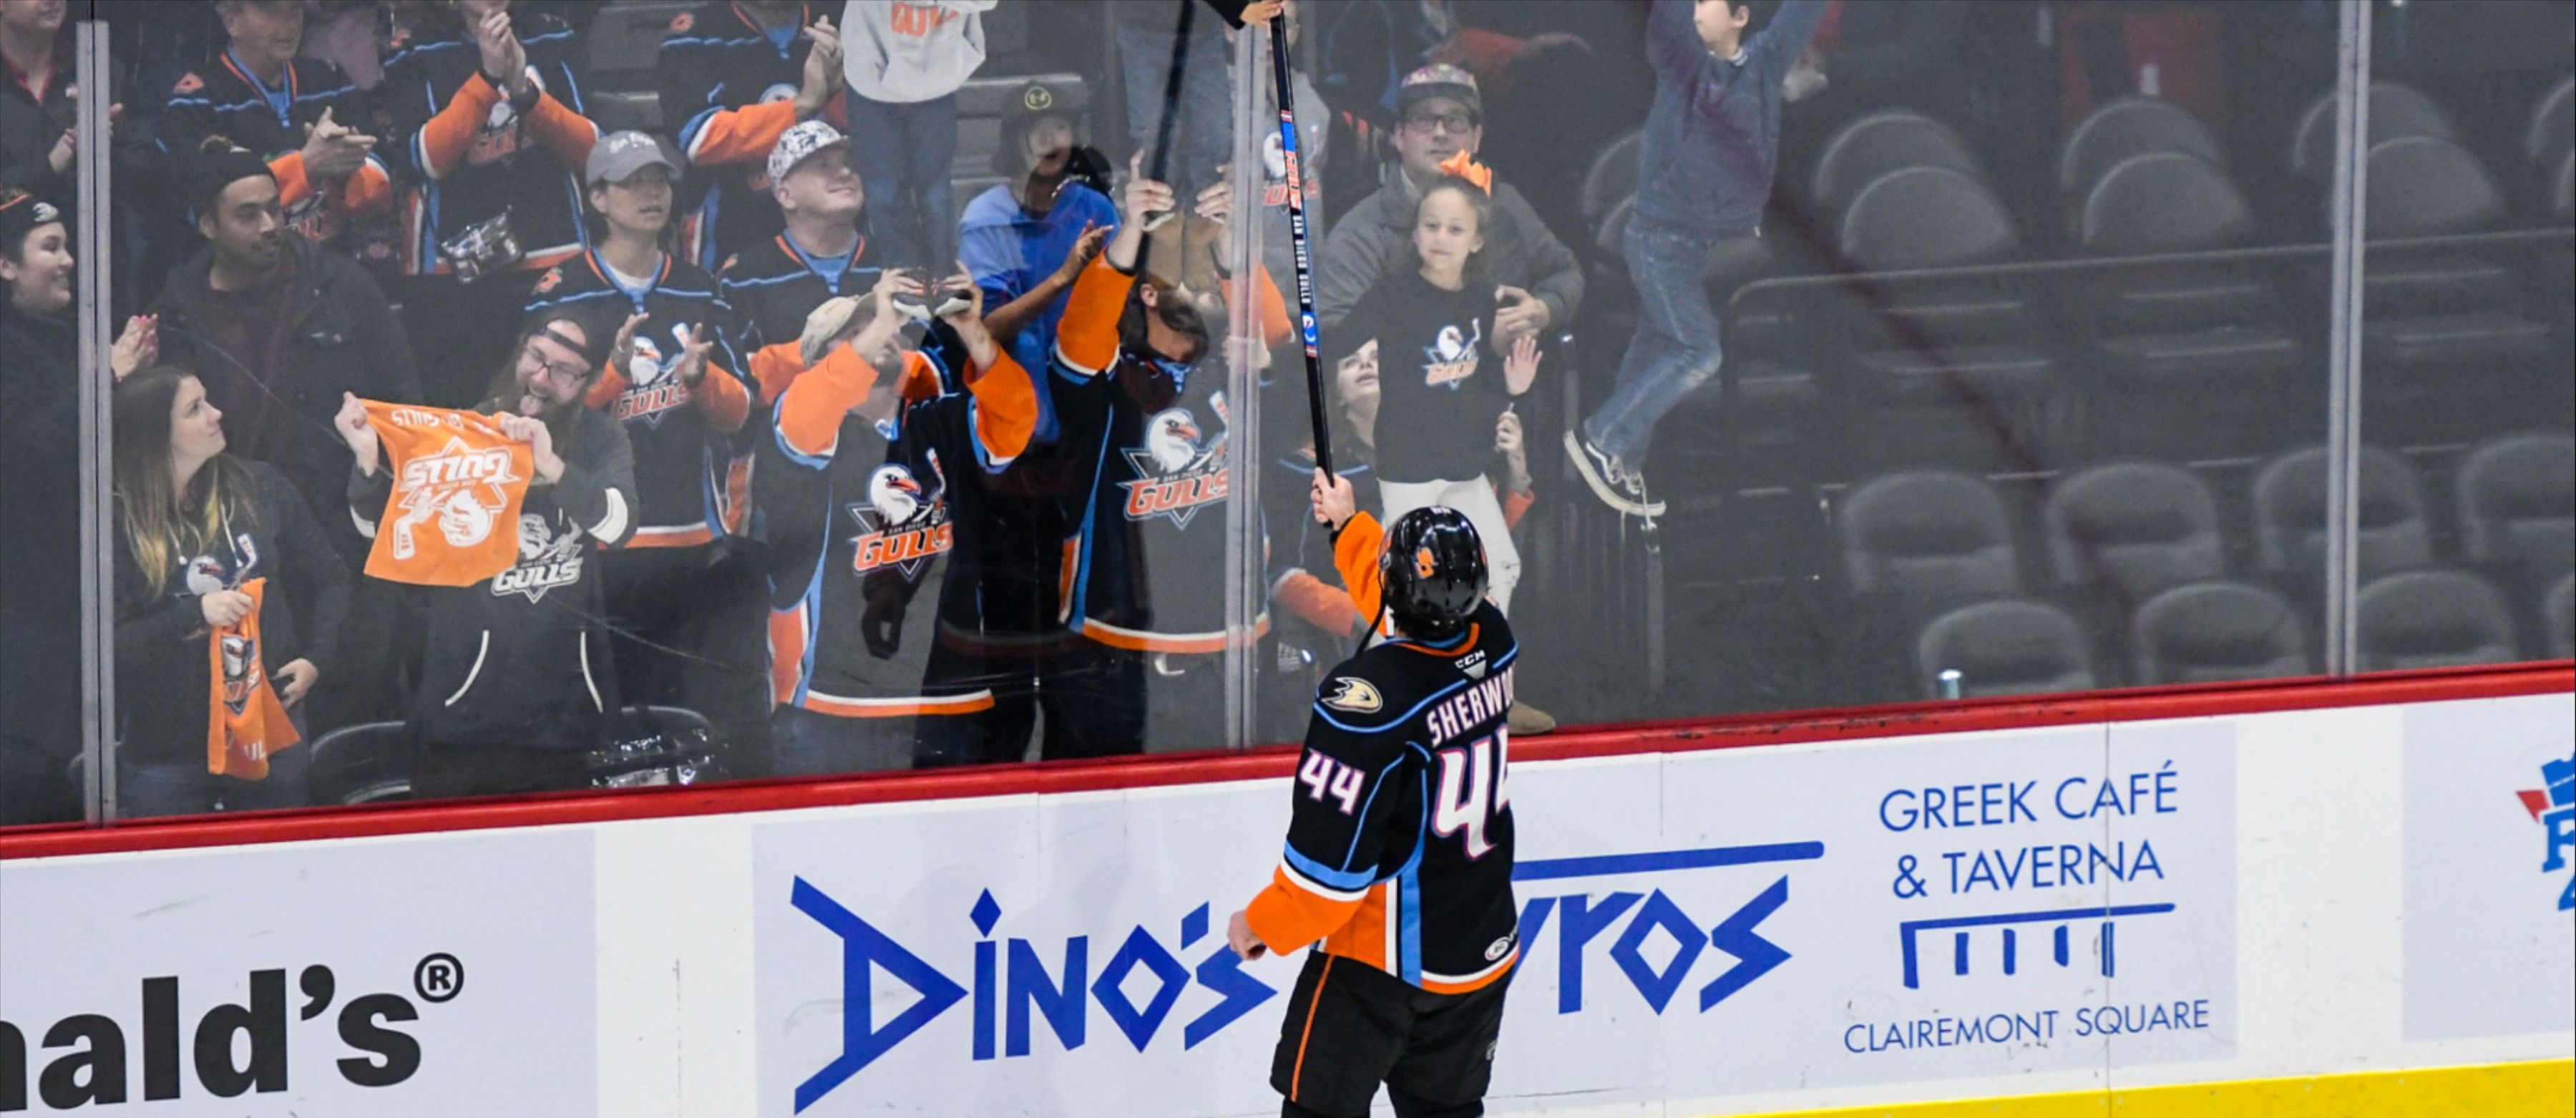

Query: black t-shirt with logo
[{"left": 1335, "top": 268, "right": 1504, "bottom": 485}]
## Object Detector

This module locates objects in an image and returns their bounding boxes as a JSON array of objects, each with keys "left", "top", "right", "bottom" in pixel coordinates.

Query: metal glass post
[
  {"left": 74, "top": 20, "right": 117, "bottom": 822},
  {"left": 2322, "top": 0, "right": 2373, "bottom": 676},
  {"left": 1221, "top": 21, "right": 1267, "bottom": 750}
]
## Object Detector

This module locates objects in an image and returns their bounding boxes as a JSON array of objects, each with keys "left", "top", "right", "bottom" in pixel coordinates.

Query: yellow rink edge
[{"left": 1722, "top": 1058, "right": 2576, "bottom": 1118}]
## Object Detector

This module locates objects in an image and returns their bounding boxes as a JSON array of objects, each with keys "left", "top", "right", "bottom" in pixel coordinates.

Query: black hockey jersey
[
  {"left": 1244, "top": 512, "right": 1520, "bottom": 993},
  {"left": 758, "top": 341, "right": 1038, "bottom": 717},
  {"left": 718, "top": 230, "right": 884, "bottom": 397},
  {"left": 524, "top": 248, "right": 752, "bottom": 547},
  {"left": 657, "top": 1, "right": 849, "bottom": 271},
  {"left": 157, "top": 50, "right": 394, "bottom": 255},
  {"left": 380, "top": 9, "right": 600, "bottom": 276},
  {"left": 1049, "top": 256, "right": 1266, "bottom": 653}
]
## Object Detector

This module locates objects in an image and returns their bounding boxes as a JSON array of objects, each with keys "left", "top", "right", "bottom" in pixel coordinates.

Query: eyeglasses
[
  {"left": 521, "top": 345, "right": 592, "bottom": 384},
  {"left": 1400, "top": 111, "right": 1478, "bottom": 135}
]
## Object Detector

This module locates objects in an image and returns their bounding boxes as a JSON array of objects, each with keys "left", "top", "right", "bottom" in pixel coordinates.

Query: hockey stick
[{"left": 1264, "top": 19, "right": 1333, "bottom": 475}]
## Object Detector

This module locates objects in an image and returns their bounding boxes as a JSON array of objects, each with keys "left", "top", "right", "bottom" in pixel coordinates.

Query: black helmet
[{"left": 1380, "top": 507, "right": 1488, "bottom": 641}]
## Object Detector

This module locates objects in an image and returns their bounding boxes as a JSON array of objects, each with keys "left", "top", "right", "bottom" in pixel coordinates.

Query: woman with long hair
[{"left": 110, "top": 366, "right": 350, "bottom": 816}]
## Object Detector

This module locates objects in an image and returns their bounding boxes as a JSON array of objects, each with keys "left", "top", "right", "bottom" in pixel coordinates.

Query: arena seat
[
  {"left": 2132, "top": 580, "right": 2313, "bottom": 684},
  {"left": 1835, "top": 167, "right": 2056, "bottom": 468},
  {"left": 1810, "top": 110, "right": 1988, "bottom": 223},
  {"left": 2076, "top": 154, "right": 2303, "bottom": 457},
  {"left": 2526, "top": 75, "right": 2574, "bottom": 176},
  {"left": 2353, "top": 136, "right": 2555, "bottom": 439},
  {"left": 2251, "top": 445, "right": 2435, "bottom": 587},
  {"left": 2545, "top": 573, "right": 2575, "bottom": 658},
  {"left": 2354, "top": 569, "right": 2521, "bottom": 671},
  {"left": 2454, "top": 432, "right": 2576, "bottom": 595},
  {"left": 1914, "top": 598, "right": 2099, "bottom": 699},
  {"left": 1580, "top": 129, "right": 1644, "bottom": 237},
  {"left": 2058, "top": 94, "right": 2228, "bottom": 198},
  {"left": 2290, "top": 82, "right": 2457, "bottom": 180},
  {"left": 1837, "top": 470, "right": 2024, "bottom": 623},
  {"left": 2042, "top": 462, "right": 2228, "bottom": 609}
]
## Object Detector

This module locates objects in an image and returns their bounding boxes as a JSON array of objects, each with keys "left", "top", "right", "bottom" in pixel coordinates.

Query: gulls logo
[
  {"left": 848, "top": 456, "right": 953, "bottom": 581},
  {"left": 1323, "top": 677, "right": 1383, "bottom": 713},
  {"left": 1121, "top": 403, "right": 1230, "bottom": 528},
  {"left": 1423, "top": 320, "right": 1483, "bottom": 389},
  {"left": 218, "top": 633, "right": 260, "bottom": 719},
  {"left": 493, "top": 512, "right": 587, "bottom": 603},
  {"left": 182, "top": 534, "right": 261, "bottom": 596},
  {"left": 466, "top": 69, "right": 547, "bottom": 165},
  {"left": 612, "top": 326, "right": 697, "bottom": 426},
  {"left": 392, "top": 436, "right": 519, "bottom": 560}
]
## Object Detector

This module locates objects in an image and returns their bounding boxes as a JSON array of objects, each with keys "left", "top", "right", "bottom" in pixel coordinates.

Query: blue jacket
[{"left": 1632, "top": 0, "right": 1828, "bottom": 240}]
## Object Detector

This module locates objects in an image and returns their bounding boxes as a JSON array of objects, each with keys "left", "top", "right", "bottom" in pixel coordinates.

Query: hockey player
[
  {"left": 1229, "top": 473, "right": 1520, "bottom": 1118},
  {"left": 756, "top": 266, "right": 1038, "bottom": 772}
]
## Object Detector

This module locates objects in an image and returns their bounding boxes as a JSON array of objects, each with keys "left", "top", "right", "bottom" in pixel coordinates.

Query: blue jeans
[
  {"left": 1585, "top": 216, "right": 1729, "bottom": 466},
  {"left": 843, "top": 93, "right": 960, "bottom": 271},
  {"left": 1116, "top": 19, "right": 1234, "bottom": 195},
  {"left": 118, "top": 744, "right": 311, "bottom": 818}
]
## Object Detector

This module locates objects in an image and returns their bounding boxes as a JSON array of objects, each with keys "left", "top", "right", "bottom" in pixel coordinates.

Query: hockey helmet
[{"left": 1380, "top": 507, "right": 1488, "bottom": 641}]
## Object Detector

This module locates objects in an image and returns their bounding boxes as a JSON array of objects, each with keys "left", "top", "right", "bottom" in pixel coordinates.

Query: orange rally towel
[
  {"left": 361, "top": 402, "right": 535, "bottom": 586},
  {"left": 207, "top": 578, "right": 300, "bottom": 779}
]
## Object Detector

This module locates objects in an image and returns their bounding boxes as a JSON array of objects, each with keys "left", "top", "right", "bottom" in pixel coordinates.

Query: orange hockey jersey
[{"left": 359, "top": 402, "right": 536, "bottom": 586}]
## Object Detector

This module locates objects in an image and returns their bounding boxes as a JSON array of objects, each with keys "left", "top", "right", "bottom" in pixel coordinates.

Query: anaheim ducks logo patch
[{"left": 1322, "top": 677, "right": 1382, "bottom": 713}]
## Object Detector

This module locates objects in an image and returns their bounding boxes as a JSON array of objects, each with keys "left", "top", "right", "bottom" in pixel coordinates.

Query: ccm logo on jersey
[
  {"left": 1121, "top": 407, "right": 1229, "bottom": 528},
  {"left": 1322, "top": 676, "right": 1382, "bottom": 713}
]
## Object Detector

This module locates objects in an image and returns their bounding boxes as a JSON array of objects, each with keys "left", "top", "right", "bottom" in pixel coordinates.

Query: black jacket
[
  {"left": 152, "top": 232, "right": 424, "bottom": 566},
  {"left": 351, "top": 402, "right": 638, "bottom": 749},
  {"left": 112, "top": 459, "right": 352, "bottom": 764},
  {"left": 0, "top": 302, "right": 84, "bottom": 807}
]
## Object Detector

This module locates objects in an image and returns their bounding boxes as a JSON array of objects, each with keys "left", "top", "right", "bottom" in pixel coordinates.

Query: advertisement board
[
  {"left": 2403, "top": 694, "right": 2576, "bottom": 1042},
  {"left": 0, "top": 832, "right": 598, "bottom": 1116},
  {"left": 750, "top": 721, "right": 2238, "bottom": 1115}
]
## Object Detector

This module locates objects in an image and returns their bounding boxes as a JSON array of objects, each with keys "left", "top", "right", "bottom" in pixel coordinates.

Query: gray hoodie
[{"left": 840, "top": 0, "right": 999, "bottom": 104}]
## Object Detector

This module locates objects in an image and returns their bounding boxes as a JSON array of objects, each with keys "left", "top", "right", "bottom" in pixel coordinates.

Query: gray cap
[{"left": 585, "top": 130, "right": 681, "bottom": 186}]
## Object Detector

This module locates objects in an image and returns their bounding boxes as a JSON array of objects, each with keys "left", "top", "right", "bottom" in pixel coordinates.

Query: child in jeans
[
  {"left": 1566, "top": 0, "right": 1825, "bottom": 517},
  {"left": 839, "top": 0, "right": 997, "bottom": 284}
]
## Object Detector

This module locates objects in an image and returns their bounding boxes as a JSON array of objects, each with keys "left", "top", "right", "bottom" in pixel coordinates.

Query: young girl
[
  {"left": 1334, "top": 172, "right": 1541, "bottom": 612},
  {"left": 111, "top": 368, "right": 351, "bottom": 817}
]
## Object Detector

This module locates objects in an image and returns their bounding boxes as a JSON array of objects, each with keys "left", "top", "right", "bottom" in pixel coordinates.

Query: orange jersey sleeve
[
  {"left": 963, "top": 349, "right": 1038, "bottom": 464},
  {"left": 525, "top": 90, "right": 600, "bottom": 170},
  {"left": 268, "top": 152, "right": 314, "bottom": 209},
  {"left": 1256, "top": 266, "right": 1292, "bottom": 348},
  {"left": 1276, "top": 570, "right": 1365, "bottom": 638},
  {"left": 1053, "top": 256, "right": 1136, "bottom": 374},
  {"left": 1246, "top": 865, "right": 1363, "bottom": 955},
  {"left": 681, "top": 97, "right": 796, "bottom": 167},
  {"left": 775, "top": 343, "right": 883, "bottom": 460},
  {"left": 338, "top": 158, "right": 394, "bottom": 216},
  {"left": 414, "top": 72, "right": 504, "bottom": 178},
  {"left": 584, "top": 362, "right": 631, "bottom": 410},
  {"left": 1332, "top": 512, "right": 1385, "bottom": 626},
  {"left": 1501, "top": 486, "right": 1534, "bottom": 532},
  {"left": 692, "top": 359, "right": 750, "bottom": 432}
]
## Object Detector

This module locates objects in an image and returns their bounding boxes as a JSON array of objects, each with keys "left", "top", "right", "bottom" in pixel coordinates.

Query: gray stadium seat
[
  {"left": 2132, "top": 580, "right": 2314, "bottom": 684},
  {"left": 2527, "top": 75, "right": 2574, "bottom": 173},
  {"left": 1916, "top": 598, "right": 2099, "bottom": 699},
  {"left": 2043, "top": 462, "right": 2228, "bottom": 605},
  {"left": 2251, "top": 446, "right": 2435, "bottom": 583},
  {"left": 2354, "top": 569, "right": 2521, "bottom": 671},
  {"left": 2555, "top": 150, "right": 2575, "bottom": 222},
  {"left": 1811, "top": 110, "right": 1988, "bottom": 220},
  {"left": 2058, "top": 94, "right": 2227, "bottom": 196},
  {"left": 2290, "top": 82, "right": 2458, "bottom": 180},
  {"left": 1838, "top": 470, "right": 2023, "bottom": 622},
  {"left": 2454, "top": 432, "right": 2576, "bottom": 593},
  {"left": 2355, "top": 137, "right": 2555, "bottom": 438},
  {"left": 2547, "top": 574, "right": 2575, "bottom": 659},
  {"left": 1580, "top": 128, "right": 1644, "bottom": 235}
]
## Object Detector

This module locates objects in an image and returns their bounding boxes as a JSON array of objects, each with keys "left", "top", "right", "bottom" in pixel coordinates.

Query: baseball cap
[
  {"left": 586, "top": 130, "right": 681, "bottom": 186},
  {"left": 0, "top": 190, "right": 62, "bottom": 250},
  {"left": 1005, "top": 80, "right": 1079, "bottom": 125},
  {"left": 767, "top": 120, "right": 849, "bottom": 185},
  {"left": 1396, "top": 64, "right": 1481, "bottom": 118}
]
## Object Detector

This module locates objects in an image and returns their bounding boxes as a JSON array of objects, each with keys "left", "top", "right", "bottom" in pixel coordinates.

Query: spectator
[
  {"left": 157, "top": 0, "right": 396, "bottom": 262},
  {"left": 110, "top": 366, "right": 350, "bottom": 817},
  {"left": 380, "top": 0, "right": 601, "bottom": 407},
  {"left": 152, "top": 139, "right": 422, "bottom": 568},
  {"left": 334, "top": 311, "right": 637, "bottom": 797},
  {"left": 1314, "top": 64, "right": 1579, "bottom": 347},
  {"left": 300, "top": 0, "right": 392, "bottom": 92},
  {"left": 0, "top": 190, "right": 155, "bottom": 824},
  {"left": 837, "top": 0, "right": 992, "bottom": 279},
  {"left": 962, "top": 80, "right": 1121, "bottom": 392},
  {"left": 1565, "top": 0, "right": 1824, "bottom": 518},
  {"left": 659, "top": 0, "right": 845, "bottom": 271},
  {"left": 719, "top": 119, "right": 882, "bottom": 392},
  {"left": 753, "top": 266, "right": 1040, "bottom": 773},
  {"left": 1112, "top": 0, "right": 1233, "bottom": 200},
  {"left": 525, "top": 130, "right": 766, "bottom": 760},
  {"left": 1, "top": 0, "right": 74, "bottom": 208}
]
